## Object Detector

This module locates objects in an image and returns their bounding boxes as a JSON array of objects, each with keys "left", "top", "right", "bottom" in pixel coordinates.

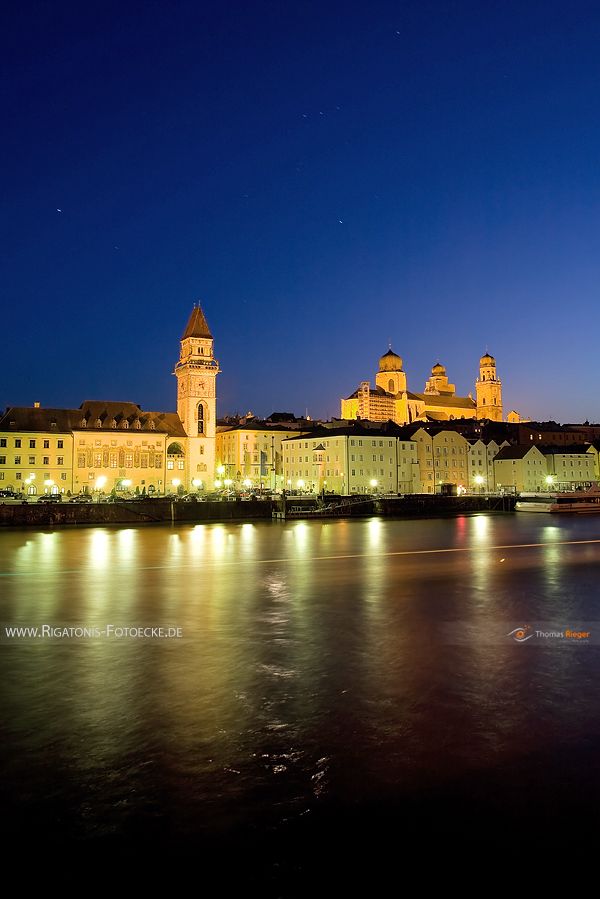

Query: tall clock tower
[
  {"left": 476, "top": 352, "right": 503, "bottom": 421},
  {"left": 174, "top": 305, "right": 220, "bottom": 485}
]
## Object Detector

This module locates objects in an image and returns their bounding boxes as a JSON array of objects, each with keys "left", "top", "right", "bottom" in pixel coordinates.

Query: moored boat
[{"left": 516, "top": 486, "right": 600, "bottom": 513}]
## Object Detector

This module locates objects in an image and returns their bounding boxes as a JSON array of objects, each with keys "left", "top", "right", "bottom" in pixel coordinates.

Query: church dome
[
  {"left": 431, "top": 362, "right": 446, "bottom": 375},
  {"left": 379, "top": 348, "right": 403, "bottom": 372},
  {"left": 480, "top": 352, "right": 495, "bottom": 366}
]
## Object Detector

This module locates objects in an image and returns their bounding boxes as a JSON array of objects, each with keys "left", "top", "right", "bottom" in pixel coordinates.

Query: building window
[
  {"left": 0, "top": 456, "right": 5, "bottom": 465},
  {"left": 16, "top": 472, "right": 21, "bottom": 480},
  {"left": 14, "top": 456, "right": 21, "bottom": 465},
  {"left": 0, "top": 439, "right": 5, "bottom": 447},
  {"left": 57, "top": 457, "right": 63, "bottom": 466},
  {"left": 29, "top": 440, "right": 36, "bottom": 448},
  {"left": 77, "top": 454, "right": 85, "bottom": 468},
  {"left": 15, "top": 439, "right": 21, "bottom": 448},
  {"left": 43, "top": 440, "right": 49, "bottom": 449},
  {"left": 178, "top": 460, "right": 184, "bottom": 470},
  {"left": 57, "top": 440, "right": 63, "bottom": 449},
  {"left": 43, "top": 456, "right": 49, "bottom": 465},
  {"left": 29, "top": 456, "right": 35, "bottom": 465},
  {"left": 167, "top": 460, "right": 174, "bottom": 470},
  {"left": 197, "top": 404, "right": 204, "bottom": 435}
]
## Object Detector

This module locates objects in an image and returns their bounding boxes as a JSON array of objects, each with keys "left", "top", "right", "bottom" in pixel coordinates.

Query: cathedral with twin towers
[{"left": 340, "top": 348, "right": 503, "bottom": 425}]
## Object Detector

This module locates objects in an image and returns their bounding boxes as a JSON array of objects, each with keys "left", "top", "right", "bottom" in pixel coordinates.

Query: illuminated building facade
[
  {"left": 0, "top": 307, "right": 219, "bottom": 495},
  {"left": 341, "top": 350, "right": 504, "bottom": 425}
]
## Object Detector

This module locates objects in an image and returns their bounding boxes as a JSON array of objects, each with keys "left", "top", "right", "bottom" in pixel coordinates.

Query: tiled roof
[
  {"left": 0, "top": 403, "right": 186, "bottom": 437},
  {"left": 182, "top": 305, "right": 212, "bottom": 339}
]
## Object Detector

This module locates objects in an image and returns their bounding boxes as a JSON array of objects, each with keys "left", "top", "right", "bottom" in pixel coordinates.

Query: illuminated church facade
[{"left": 340, "top": 349, "right": 503, "bottom": 425}]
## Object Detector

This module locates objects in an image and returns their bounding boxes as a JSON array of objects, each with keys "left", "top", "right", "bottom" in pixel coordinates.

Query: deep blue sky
[{"left": 2, "top": 0, "right": 600, "bottom": 422}]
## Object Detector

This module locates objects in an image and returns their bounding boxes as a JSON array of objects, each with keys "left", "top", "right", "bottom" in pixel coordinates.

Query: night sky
[{"left": 3, "top": 1, "right": 600, "bottom": 422}]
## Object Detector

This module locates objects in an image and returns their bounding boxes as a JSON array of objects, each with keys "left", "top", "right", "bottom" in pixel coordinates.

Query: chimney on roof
[{"left": 33, "top": 402, "right": 40, "bottom": 408}]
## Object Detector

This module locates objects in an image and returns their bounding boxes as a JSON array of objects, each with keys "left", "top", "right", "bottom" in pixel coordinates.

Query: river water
[{"left": 1, "top": 514, "right": 599, "bottom": 883}]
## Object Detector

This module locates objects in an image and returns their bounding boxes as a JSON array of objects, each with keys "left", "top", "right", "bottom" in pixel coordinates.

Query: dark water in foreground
[{"left": 1, "top": 514, "right": 600, "bottom": 882}]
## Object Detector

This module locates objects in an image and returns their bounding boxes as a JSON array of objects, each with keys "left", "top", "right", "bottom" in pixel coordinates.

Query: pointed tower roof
[{"left": 182, "top": 305, "right": 212, "bottom": 339}]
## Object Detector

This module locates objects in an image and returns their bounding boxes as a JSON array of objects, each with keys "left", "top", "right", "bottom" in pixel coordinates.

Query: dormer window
[
  {"left": 121, "top": 420, "right": 129, "bottom": 429},
  {"left": 134, "top": 419, "right": 141, "bottom": 430},
  {"left": 149, "top": 421, "right": 155, "bottom": 431},
  {"left": 95, "top": 419, "right": 102, "bottom": 428},
  {"left": 111, "top": 419, "right": 117, "bottom": 429},
  {"left": 80, "top": 419, "right": 87, "bottom": 428}
]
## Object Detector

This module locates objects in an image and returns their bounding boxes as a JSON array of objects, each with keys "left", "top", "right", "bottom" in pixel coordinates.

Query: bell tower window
[{"left": 197, "top": 404, "right": 204, "bottom": 435}]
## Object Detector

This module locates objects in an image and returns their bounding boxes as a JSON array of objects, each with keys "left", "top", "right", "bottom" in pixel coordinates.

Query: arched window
[
  {"left": 388, "top": 379, "right": 394, "bottom": 393},
  {"left": 197, "top": 403, "right": 204, "bottom": 435}
]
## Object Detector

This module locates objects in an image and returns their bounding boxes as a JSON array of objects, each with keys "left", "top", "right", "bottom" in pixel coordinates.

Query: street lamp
[
  {"left": 44, "top": 478, "right": 54, "bottom": 494},
  {"left": 474, "top": 474, "right": 484, "bottom": 493},
  {"left": 369, "top": 478, "right": 378, "bottom": 494},
  {"left": 121, "top": 478, "right": 132, "bottom": 489},
  {"left": 214, "top": 479, "right": 222, "bottom": 488},
  {"left": 192, "top": 478, "right": 203, "bottom": 490},
  {"left": 172, "top": 478, "right": 181, "bottom": 493},
  {"left": 297, "top": 479, "right": 305, "bottom": 490},
  {"left": 545, "top": 475, "right": 555, "bottom": 492},
  {"left": 216, "top": 465, "right": 225, "bottom": 477},
  {"left": 243, "top": 478, "right": 252, "bottom": 489}
]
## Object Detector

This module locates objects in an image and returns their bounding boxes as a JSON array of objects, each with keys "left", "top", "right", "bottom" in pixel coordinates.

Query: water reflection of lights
[
  {"left": 367, "top": 517, "right": 383, "bottom": 550},
  {"left": 167, "top": 532, "right": 183, "bottom": 562},
  {"left": 471, "top": 515, "right": 489, "bottom": 544},
  {"left": 117, "top": 528, "right": 136, "bottom": 563},
  {"left": 39, "top": 531, "right": 59, "bottom": 563},
  {"left": 89, "top": 530, "right": 110, "bottom": 569},
  {"left": 209, "top": 525, "right": 227, "bottom": 559},
  {"left": 240, "top": 523, "right": 255, "bottom": 543},
  {"left": 293, "top": 522, "right": 309, "bottom": 554}
]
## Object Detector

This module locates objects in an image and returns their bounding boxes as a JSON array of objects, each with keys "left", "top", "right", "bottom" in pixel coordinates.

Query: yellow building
[
  {"left": 216, "top": 418, "right": 312, "bottom": 490},
  {"left": 409, "top": 427, "right": 470, "bottom": 493},
  {"left": 0, "top": 306, "right": 220, "bottom": 496},
  {"left": 587, "top": 443, "right": 600, "bottom": 481},
  {"left": 341, "top": 350, "right": 502, "bottom": 425},
  {"left": 0, "top": 407, "right": 74, "bottom": 494},
  {"left": 467, "top": 438, "right": 510, "bottom": 491},
  {"left": 541, "top": 446, "right": 597, "bottom": 488},
  {"left": 282, "top": 425, "right": 419, "bottom": 494},
  {"left": 493, "top": 445, "right": 547, "bottom": 493}
]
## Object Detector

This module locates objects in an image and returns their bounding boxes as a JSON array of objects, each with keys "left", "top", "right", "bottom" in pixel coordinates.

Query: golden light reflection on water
[{"left": 1, "top": 514, "right": 600, "bottom": 837}]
